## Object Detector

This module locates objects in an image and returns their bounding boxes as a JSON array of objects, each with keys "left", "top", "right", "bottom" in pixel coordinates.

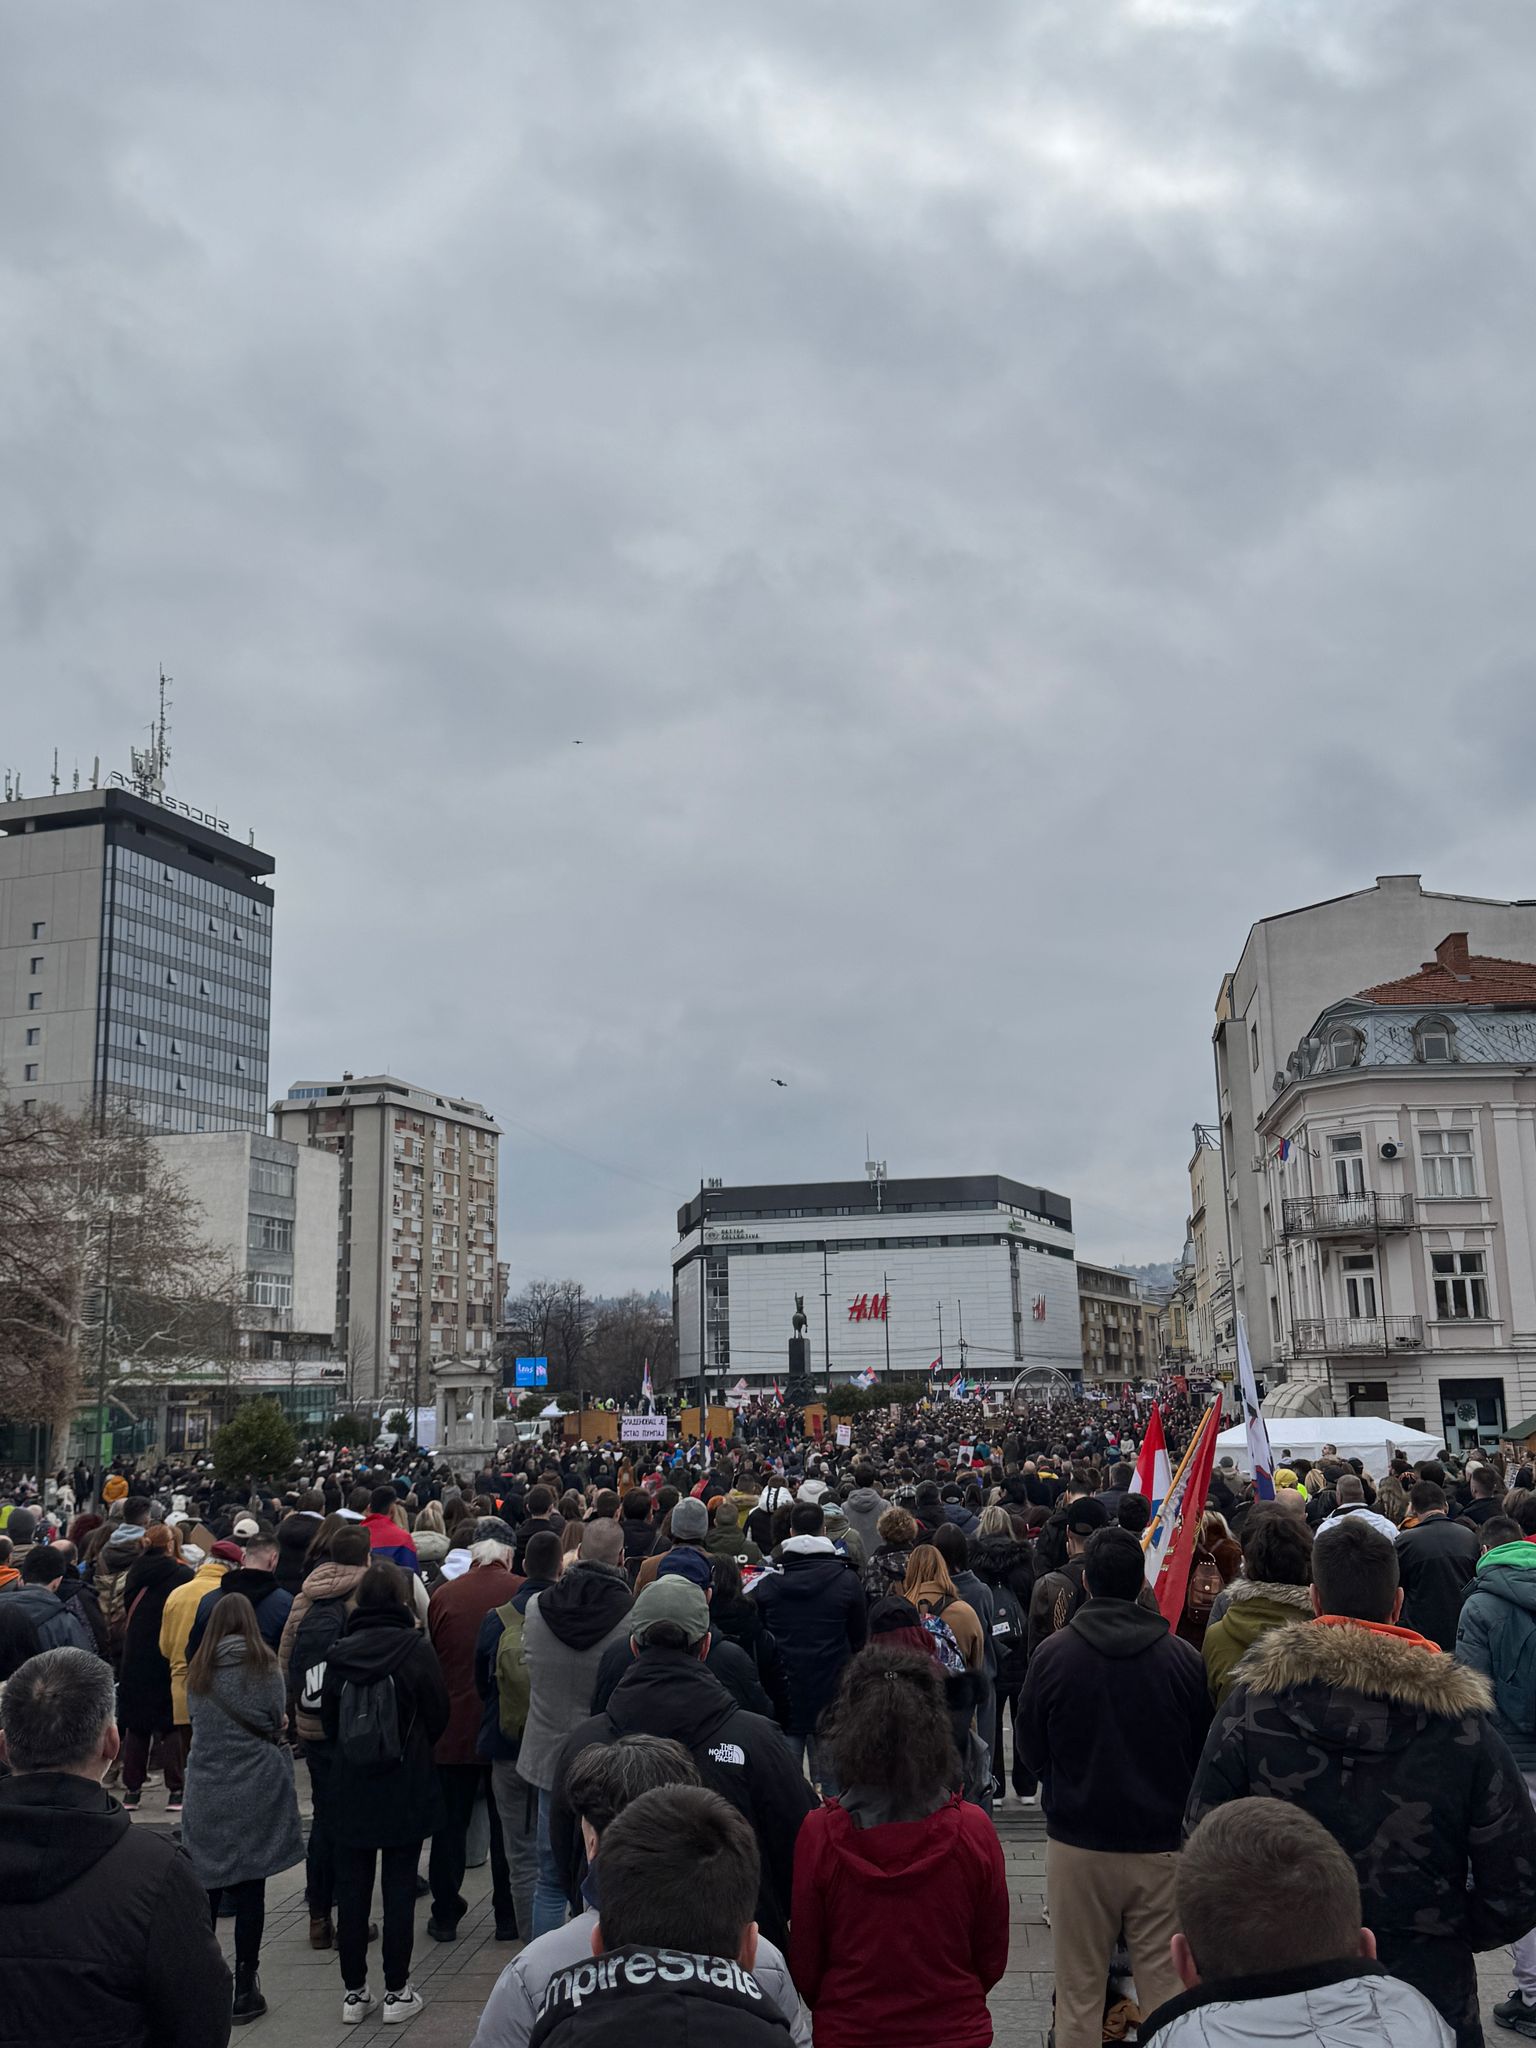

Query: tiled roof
[{"left": 1359, "top": 933, "right": 1536, "bottom": 1007}]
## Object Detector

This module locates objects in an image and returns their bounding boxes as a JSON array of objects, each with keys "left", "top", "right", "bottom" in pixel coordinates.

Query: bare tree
[
  {"left": 0, "top": 1091, "right": 245, "bottom": 1436},
  {"left": 584, "top": 1292, "right": 677, "bottom": 1401},
  {"left": 346, "top": 1319, "right": 376, "bottom": 1408},
  {"left": 507, "top": 1278, "right": 591, "bottom": 1394}
]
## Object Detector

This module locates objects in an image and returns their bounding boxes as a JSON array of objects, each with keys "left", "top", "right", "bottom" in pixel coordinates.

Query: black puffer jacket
[
  {"left": 748, "top": 1544, "right": 867, "bottom": 1736},
  {"left": 1187, "top": 1618, "right": 1536, "bottom": 2048},
  {"left": 548, "top": 1651, "right": 817, "bottom": 1948},
  {"left": 0, "top": 1772, "right": 231, "bottom": 2048}
]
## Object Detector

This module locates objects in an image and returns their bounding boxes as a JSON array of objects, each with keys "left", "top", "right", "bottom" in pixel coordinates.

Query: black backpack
[
  {"left": 989, "top": 1584, "right": 1030, "bottom": 1689},
  {"left": 337, "top": 1670, "right": 406, "bottom": 1768},
  {"left": 289, "top": 1594, "right": 350, "bottom": 1715}
]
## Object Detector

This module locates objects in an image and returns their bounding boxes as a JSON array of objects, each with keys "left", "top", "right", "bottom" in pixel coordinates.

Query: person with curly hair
[{"left": 790, "top": 1647, "right": 1008, "bottom": 2048}]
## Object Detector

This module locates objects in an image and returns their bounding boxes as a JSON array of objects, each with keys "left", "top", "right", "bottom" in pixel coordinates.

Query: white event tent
[{"left": 1213, "top": 1414, "right": 1445, "bottom": 1480}]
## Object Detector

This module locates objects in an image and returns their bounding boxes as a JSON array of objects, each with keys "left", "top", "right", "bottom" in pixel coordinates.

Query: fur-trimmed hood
[
  {"left": 1238, "top": 1618, "right": 1492, "bottom": 1720},
  {"left": 1223, "top": 1577, "right": 1314, "bottom": 1612}
]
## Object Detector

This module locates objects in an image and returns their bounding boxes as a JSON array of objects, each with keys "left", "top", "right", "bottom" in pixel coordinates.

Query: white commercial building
[
  {"left": 1260, "top": 932, "right": 1536, "bottom": 1451},
  {"left": 671, "top": 1173, "right": 1080, "bottom": 1396},
  {"left": 89, "top": 1131, "right": 346, "bottom": 1458}
]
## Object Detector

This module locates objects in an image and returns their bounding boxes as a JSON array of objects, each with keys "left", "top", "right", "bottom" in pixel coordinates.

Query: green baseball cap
[{"left": 629, "top": 1575, "right": 710, "bottom": 1647}]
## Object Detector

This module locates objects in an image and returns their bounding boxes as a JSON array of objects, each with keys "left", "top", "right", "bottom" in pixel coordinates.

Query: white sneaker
[
  {"left": 383, "top": 1986, "right": 423, "bottom": 2025},
  {"left": 342, "top": 1988, "right": 375, "bottom": 2025}
]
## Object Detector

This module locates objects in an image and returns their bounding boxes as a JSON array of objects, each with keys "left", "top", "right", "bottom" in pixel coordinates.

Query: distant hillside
[{"left": 1114, "top": 1261, "right": 1178, "bottom": 1294}]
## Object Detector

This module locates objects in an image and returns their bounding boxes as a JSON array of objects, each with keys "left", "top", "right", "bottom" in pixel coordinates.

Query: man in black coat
[
  {"left": 1460, "top": 1464, "right": 1507, "bottom": 1533},
  {"left": 1187, "top": 1515, "right": 1536, "bottom": 2048},
  {"left": 185, "top": 1528, "right": 293, "bottom": 1656},
  {"left": 1396, "top": 1481, "right": 1479, "bottom": 1652},
  {"left": 0, "top": 1647, "right": 231, "bottom": 2047},
  {"left": 1019, "top": 1526, "right": 1211, "bottom": 2048},
  {"left": 547, "top": 1578, "right": 816, "bottom": 1949},
  {"left": 748, "top": 1502, "right": 866, "bottom": 1794}
]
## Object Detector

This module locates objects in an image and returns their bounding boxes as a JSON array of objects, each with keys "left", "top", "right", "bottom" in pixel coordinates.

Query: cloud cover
[{"left": 4, "top": 1, "right": 1534, "bottom": 1288}]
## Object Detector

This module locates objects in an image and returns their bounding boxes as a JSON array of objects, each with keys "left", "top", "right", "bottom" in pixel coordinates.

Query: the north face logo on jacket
[{"left": 708, "top": 1742, "right": 746, "bottom": 1766}]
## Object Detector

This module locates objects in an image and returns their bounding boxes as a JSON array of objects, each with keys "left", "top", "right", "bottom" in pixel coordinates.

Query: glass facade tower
[{"left": 99, "top": 838, "right": 271, "bottom": 1131}]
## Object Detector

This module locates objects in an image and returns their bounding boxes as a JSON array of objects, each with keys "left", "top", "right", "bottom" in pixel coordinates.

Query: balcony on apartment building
[
  {"left": 1281, "top": 1193, "right": 1415, "bottom": 1238},
  {"left": 1291, "top": 1315, "right": 1425, "bottom": 1355}
]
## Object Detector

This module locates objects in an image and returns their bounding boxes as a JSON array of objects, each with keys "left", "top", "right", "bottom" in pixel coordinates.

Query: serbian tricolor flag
[
  {"left": 1141, "top": 1399, "right": 1221, "bottom": 1625},
  {"left": 771, "top": 1378, "right": 784, "bottom": 1405},
  {"left": 1130, "top": 1404, "right": 1172, "bottom": 1517},
  {"left": 948, "top": 1371, "right": 966, "bottom": 1398}
]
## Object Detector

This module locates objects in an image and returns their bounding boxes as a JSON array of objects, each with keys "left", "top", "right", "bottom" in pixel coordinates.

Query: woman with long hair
[
  {"left": 117, "top": 1522, "right": 193, "bottom": 1813},
  {"left": 183, "top": 1594, "right": 304, "bottom": 2025},
  {"left": 902, "top": 1545, "right": 985, "bottom": 1672},
  {"left": 791, "top": 1648, "right": 1009, "bottom": 2048},
  {"left": 972, "top": 1504, "right": 1037, "bottom": 1806}
]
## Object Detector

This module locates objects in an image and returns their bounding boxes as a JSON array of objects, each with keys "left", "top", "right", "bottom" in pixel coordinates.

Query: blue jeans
[
  {"left": 531, "top": 1787, "right": 567, "bottom": 1937},
  {"left": 788, "top": 1731, "right": 839, "bottom": 1799}
]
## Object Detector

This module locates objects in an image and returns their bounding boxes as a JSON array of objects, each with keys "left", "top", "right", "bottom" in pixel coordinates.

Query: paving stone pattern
[{"left": 134, "top": 1774, "right": 1516, "bottom": 2047}]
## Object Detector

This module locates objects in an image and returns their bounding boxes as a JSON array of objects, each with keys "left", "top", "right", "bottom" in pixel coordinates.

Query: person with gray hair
[
  {"left": 424, "top": 1517, "right": 520, "bottom": 1943},
  {"left": 470, "top": 1735, "right": 811, "bottom": 2048},
  {"left": 517, "top": 1513, "right": 635, "bottom": 1936},
  {"left": 0, "top": 1647, "right": 233, "bottom": 2046}
]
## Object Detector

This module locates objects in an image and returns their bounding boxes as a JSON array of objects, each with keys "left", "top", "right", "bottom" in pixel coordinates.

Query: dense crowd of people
[{"left": 3, "top": 1386, "right": 1536, "bottom": 2045}]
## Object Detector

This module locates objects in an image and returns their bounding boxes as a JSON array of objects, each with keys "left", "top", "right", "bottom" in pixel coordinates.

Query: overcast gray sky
[{"left": 5, "top": 2, "right": 1534, "bottom": 1292}]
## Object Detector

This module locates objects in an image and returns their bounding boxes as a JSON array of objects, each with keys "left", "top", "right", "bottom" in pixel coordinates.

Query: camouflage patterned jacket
[{"left": 1185, "top": 1618, "right": 1536, "bottom": 2048}]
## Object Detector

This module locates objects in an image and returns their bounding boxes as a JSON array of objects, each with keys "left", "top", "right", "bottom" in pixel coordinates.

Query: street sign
[{"left": 515, "top": 1357, "right": 549, "bottom": 1388}]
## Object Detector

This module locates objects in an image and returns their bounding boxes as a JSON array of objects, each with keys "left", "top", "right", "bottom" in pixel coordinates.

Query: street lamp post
[{"left": 92, "top": 1204, "right": 116, "bottom": 1508}]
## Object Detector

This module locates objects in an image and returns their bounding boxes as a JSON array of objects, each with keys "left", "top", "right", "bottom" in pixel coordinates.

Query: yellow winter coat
[{"left": 159, "top": 1558, "right": 229, "bottom": 1723}]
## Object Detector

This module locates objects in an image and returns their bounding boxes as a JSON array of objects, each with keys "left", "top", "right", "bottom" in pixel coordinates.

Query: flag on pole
[
  {"left": 1235, "top": 1313, "right": 1276, "bottom": 1502},
  {"left": 1130, "top": 1404, "right": 1172, "bottom": 1516},
  {"left": 1141, "top": 1400, "right": 1222, "bottom": 1625},
  {"left": 641, "top": 1358, "right": 654, "bottom": 1409},
  {"left": 771, "top": 1378, "right": 784, "bottom": 1405},
  {"left": 852, "top": 1365, "right": 877, "bottom": 1389},
  {"left": 947, "top": 1371, "right": 966, "bottom": 1398}
]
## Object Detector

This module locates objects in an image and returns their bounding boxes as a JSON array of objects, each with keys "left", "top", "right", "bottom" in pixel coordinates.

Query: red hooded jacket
[{"left": 790, "top": 1791, "right": 1008, "bottom": 2048}]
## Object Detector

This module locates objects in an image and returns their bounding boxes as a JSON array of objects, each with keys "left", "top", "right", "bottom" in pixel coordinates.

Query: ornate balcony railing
[
  {"left": 1282, "top": 1192, "right": 1414, "bottom": 1237},
  {"left": 1291, "top": 1315, "right": 1424, "bottom": 1354}
]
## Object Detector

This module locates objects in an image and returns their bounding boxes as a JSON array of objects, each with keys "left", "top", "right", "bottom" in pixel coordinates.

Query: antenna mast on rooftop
[{"left": 129, "top": 667, "right": 172, "bottom": 800}]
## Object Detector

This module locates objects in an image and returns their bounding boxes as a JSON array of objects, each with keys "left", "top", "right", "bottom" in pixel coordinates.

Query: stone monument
[
  {"left": 787, "top": 1293, "right": 811, "bottom": 1390},
  {"left": 431, "top": 1354, "right": 502, "bottom": 1471}
]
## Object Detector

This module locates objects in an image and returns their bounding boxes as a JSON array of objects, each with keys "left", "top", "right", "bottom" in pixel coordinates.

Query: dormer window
[
  {"left": 1415, "top": 1017, "right": 1455, "bottom": 1063},
  {"left": 1326, "top": 1027, "right": 1363, "bottom": 1071}
]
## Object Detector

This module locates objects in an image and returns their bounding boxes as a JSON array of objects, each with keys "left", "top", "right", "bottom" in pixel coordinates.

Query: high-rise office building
[
  {"left": 1, "top": 781, "right": 274, "bottom": 1132},
  {"left": 273, "top": 1074, "right": 501, "bottom": 1405}
]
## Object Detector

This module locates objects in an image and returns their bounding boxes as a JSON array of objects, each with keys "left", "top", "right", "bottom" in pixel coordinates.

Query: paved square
[{"left": 135, "top": 1775, "right": 1515, "bottom": 2046}]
